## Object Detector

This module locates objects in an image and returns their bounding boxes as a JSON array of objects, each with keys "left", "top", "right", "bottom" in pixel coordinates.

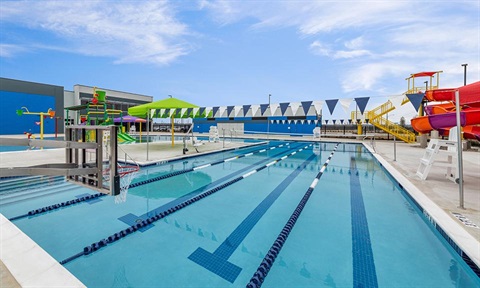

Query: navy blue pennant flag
[
  {"left": 227, "top": 106, "right": 234, "bottom": 117},
  {"left": 186, "top": 108, "right": 193, "bottom": 117},
  {"left": 199, "top": 107, "right": 206, "bottom": 117},
  {"left": 301, "top": 101, "right": 313, "bottom": 115},
  {"left": 406, "top": 93, "right": 425, "bottom": 112},
  {"left": 242, "top": 105, "right": 251, "bottom": 116},
  {"left": 279, "top": 102, "right": 290, "bottom": 116},
  {"left": 212, "top": 107, "right": 219, "bottom": 117},
  {"left": 260, "top": 104, "right": 269, "bottom": 115},
  {"left": 325, "top": 99, "right": 338, "bottom": 115},
  {"left": 354, "top": 97, "right": 370, "bottom": 114}
]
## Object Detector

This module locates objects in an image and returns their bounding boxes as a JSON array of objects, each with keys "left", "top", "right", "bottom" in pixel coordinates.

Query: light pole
[
  {"left": 267, "top": 94, "right": 271, "bottom": 140},
  {"left": 461, "top": 63, "right": 468, "bottom": 86}
]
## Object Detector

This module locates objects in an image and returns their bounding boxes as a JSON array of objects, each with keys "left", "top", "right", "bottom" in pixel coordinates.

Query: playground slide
[
  {"left": 118, "top": 132, "right": 136, "bottom": 143},
  {"left": 411, "top": 81, "right": 480, "bottom": 140}
]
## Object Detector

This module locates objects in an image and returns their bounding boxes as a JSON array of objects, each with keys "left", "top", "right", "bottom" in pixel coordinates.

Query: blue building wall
[
  {"left": 193, "top": 116, "right": 321, "bottom": 135},
  {"left": 0, "top": 91, "right": 56, "bottom": 135}
]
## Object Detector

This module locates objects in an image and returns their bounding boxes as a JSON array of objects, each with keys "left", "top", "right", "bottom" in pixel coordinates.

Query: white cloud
[
  {"left": 199, "top": 1, "right": 479, "bottom": 95},
  {"left": 0, "top": 1, "right": 191, "bottom": 65},
  {"left": 0, "top": 44, "right": 27, "bottom": 58}
]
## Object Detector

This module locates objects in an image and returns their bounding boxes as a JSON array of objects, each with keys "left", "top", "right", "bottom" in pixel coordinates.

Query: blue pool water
[
  {"left": 0, "top": 136, "right": 59, "bottom": 152},
  {"left": 0, "top": 141, "right": 478, "bottom": 287}
]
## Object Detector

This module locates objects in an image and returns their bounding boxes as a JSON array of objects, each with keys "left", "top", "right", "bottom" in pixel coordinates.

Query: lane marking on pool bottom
[
  {"left": 188, "top": 153, "right": 317, "bottom": 283},
  {"left": 130, "top": 142, "right": 290, "bottom": 188},
  {"left": 117, "top": 143, "right": 305, "bottom": 228},
  {"left": 247, "top": 143, "right": 340, "bottom": 287},
  {"left": 350, "top": 157, "right": 378, "bottom": 288},
  {"left": 59, "top": 143, "right": 311, "bottom": 265}
]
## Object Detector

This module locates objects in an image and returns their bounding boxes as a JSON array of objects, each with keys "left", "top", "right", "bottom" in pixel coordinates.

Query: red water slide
[{"left": 411, "top": 81, "right": 480, "bottom": 140}]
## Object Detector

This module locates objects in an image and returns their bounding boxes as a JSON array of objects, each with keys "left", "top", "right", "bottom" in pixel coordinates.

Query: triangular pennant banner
[
  {"left": 198, "top": 107, "right": 205, "bottom": 117},
  {"left": 185, "top": 108, "right": 193, "bottom": 118},
  {"left": 242, "top": 105, "right": 251, "bottom": 117},
  {"left": 355, "top": 97, "right": 370, "bottom": 114},
  {"left": 204, "top": 107, "right": 212, "bottom": 117},
  {"left": 260, "top": 104, "right": 269, "bottom": 116},
  {"left": 389, "top": 94, "right": 404, "bottom": 109},
  {"left": 251, "top": 105, "right": 260, "bottom": 116},
  {"left": 227, "top": 106, "right": 235, "bottom": 117},
  {"left": 300, "top": 120, "right": 305, "bottom": 124},
  {"left": 339, "top": 98, "right": 353, "bottom": 116},
  {"left": 181, "top": 108, "right": 188, "bottom": 117},
  {"left": 212, "top": 107, "right": 219, "bottom": 117},
  {"left": 270, "top": 103, "right": 279, "bottom": 116},
  {"left": 290, "top": 102, "right": 300, "bottom": 116},
  {"left": 219, "top": 106, "right": 227, "bottom": 117},
  {"left": 312, "top": 101, "right": 323, "bottom": 115},
  {"left": 279, "top": 102, "right": 290, "bottom": 116},
  {"left": 270, "top": 120, "right": 274, "bottom": 124},
  {"left": 406, "top": 93, "right": 425, "bottom": 112},
  {"left": 325, "top": 99, "right": 338, "bottom": 115},
  {"left": 192, "top": 107, "right": 199, "bottom": 118},
  {"left": 301, "top": 101, "right": 313, "bottom": 115}
]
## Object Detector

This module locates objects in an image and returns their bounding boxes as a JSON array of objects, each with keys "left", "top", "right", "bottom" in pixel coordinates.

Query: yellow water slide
[{"left": 362, "top": 71, "right": 443, "bottom": 143}]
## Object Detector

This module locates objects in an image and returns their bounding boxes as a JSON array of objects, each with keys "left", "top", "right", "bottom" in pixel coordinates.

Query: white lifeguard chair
[
  {"left": 416, "top": 128, "right": 459, "bottom": 182},
  {"left": 209, "top": 126, "right": 219, "bottom": 142}
]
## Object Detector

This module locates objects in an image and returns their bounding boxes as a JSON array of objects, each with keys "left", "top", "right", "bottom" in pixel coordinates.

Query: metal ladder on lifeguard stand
[{"left": 416, "top": 130, "right": 458, "bottom": 181}]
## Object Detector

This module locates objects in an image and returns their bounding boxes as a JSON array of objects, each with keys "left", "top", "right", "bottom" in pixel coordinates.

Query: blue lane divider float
[
  {"left": 129, "top": 143, "right": 290, "bottom": 189},
  {"left": 246, "top": 143, "right": 340, "bottom": 288},
  {"left": 8, "top": 193, "right": 105, "bottom": 221},
  {"left": 60, "top": 143, "right": 311, "bottom": 266},
  {"left": 9, "top": 143, "right": 291, "bottom": 222}
]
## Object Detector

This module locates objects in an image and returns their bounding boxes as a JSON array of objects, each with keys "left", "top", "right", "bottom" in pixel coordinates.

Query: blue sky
[{"left": 1, "top": 0, "right": 479, "bottom": 121}]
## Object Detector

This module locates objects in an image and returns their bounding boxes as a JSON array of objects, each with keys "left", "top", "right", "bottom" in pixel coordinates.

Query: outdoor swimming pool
[{"left": 0, "top": 141, "right": 479, "bottom": 287}]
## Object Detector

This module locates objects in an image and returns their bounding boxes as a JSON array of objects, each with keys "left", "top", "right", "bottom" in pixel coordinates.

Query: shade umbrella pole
[
  {"left": 171, "top": 114, "right": 174, "bottom": 147},
  {"left": 455, "top": 90, "right": 464, "bottom": 209}
]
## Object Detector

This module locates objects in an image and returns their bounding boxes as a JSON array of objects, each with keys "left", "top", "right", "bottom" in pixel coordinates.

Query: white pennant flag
[
  {"left": 312, "top": 100, "right": 323, "bottom": 115},
  {"left": 219, "top": 106, "right": 227, "bottom": 117},
  {"left": 235, "top": 105, "right": 243, "bottom": 117},
  {"left": 269, "top": 103, "right": 279, "bottom": 116},
  {"left": 181, "top": 108, "right": 187, "bottom": 117},
  {"left": 290, "top": 102, "right": 301, "bottom": 116},
  {"left": 251, "top": 105, "right": 260, "bottom": 117},
  {"left": 192, "top": 107, "right": 199, "bottom": 118},
  {"left": 301, "top": 120, "right": 305, "bottom": 124},
  {"left": 389, "top": 94, "right": 405, "bottom": 109},
  {"left": 339, "top": 98, "right": 353, "bottom": 116},
  {"left": 204, "top": 107, "right": 212, "bottom": 117}
]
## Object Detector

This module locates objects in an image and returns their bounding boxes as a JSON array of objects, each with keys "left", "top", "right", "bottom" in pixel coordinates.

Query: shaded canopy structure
[
  {"left": 128, "top": 97, "right": 199, "bottom": 119},
  {"left": 128, "top": 97, "right": 199, "bottom": 153}
]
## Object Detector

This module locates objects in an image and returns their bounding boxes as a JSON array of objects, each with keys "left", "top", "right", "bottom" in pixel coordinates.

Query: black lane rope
[
  {"left": 246, "top": 143, "right": 340, "bottom": 288},
  {"left": 60, "top": 144, "right": 312, "bottom": 265},
  {"left": 9, "top": 193, "right": 106, "bottom": 221},
  {"left": 8, "top": 143, "right": 291, "bottom": 221},
  {"left": 129, "top": 142, "right": 290, "bottom": 189}
]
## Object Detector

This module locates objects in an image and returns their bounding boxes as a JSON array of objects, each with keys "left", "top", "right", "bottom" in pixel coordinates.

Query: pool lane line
[
  {"left": 189, "top": 153, "right": 317, "bottom": 284},
  {"left": 59, "top": 144, "right": 312, "bottom": 265},
  {"left": 349, "top": 157, "right": 378, "bottom": 288},
  {"left": 247, "top": 143, "right": 340, "bottom": 288},
  {"left": 118, "top": 143, "right": 307, "bottom": 228},
  {"left": 8, "top": 193, "right": 106, "bottom": 221},
  {"left": 129, "top": 142, "right": 291, "bottom": 189},
  {"left": 8, "top": 143, "right": 294, "bottom": 221}
]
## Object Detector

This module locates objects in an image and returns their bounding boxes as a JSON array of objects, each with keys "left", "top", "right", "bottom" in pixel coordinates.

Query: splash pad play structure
[
  {"left": 16, "top": 107, "right": 56, "bottom": 141},
  {"left": 65, "top": 88, "right": 137, "bottom": 144}
]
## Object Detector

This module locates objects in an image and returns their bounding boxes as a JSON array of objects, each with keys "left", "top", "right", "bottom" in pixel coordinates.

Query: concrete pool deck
[{"left": 0, "top": 133, "right": 479, "bottom": 286}]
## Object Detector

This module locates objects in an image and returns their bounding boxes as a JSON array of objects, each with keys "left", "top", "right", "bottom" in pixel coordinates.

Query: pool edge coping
[
  {"left": 0, "top": 213, "right": 86, "bottom": 287},
  {"left": 363, "top": 143, "right": 480, "bottom": 272}
]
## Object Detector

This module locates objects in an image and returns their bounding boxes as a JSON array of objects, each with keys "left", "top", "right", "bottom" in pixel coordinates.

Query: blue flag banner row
[{"left": 147, "top": 95, "right": 429, "bottom": 119}]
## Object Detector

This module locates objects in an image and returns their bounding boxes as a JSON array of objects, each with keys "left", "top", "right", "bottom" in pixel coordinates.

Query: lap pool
[{"left": 0, "top": 141, "right": 479, "bottom": 287}]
